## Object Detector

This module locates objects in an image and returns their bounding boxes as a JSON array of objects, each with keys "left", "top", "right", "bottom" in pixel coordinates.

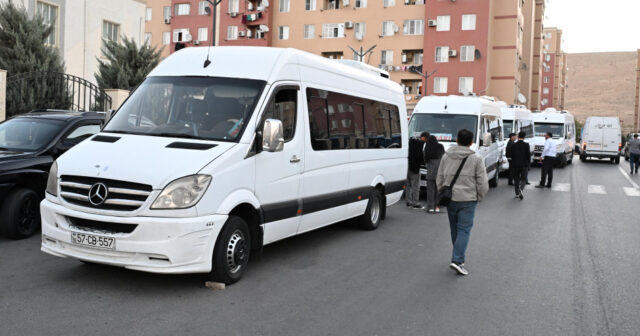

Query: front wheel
[
  {"left": 209, "top": 216, "right": 251, "bottom": 285},
  {"left": 0, "top": 188, "right": 41, "bottom": 239},
  {"left": 359, "top": 188, "right": 383, "bottom": 230}
]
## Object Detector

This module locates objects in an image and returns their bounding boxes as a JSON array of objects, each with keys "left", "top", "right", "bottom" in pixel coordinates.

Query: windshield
[
  {"left": 409, "top": 114, "right": 477, "bottom": 142},
  {"left": 535, "top": 122, "right": 564, "bottom": 138},
  {"left": 104, "top": 76, "right": 265, "bottom": 142},
  {"left": 503, "top": 120, "right": 513, "bottom": 138},
  {"left": 0, "top": 118, "right": 65, "bottom": 152}
]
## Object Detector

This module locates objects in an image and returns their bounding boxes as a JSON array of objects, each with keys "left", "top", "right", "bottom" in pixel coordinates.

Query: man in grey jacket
[
  {"left": 436, "top": 129, "right": 489, "bottom": 276},
  {"left": 629, "top": 134, "right": 640, "bottom": 175}
]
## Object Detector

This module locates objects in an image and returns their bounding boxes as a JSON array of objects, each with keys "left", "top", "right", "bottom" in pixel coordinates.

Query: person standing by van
[
  {"left": 536, "top": 132, "right": 556, "bottom": 189},
  {"left": 629, "top": 134, "right": 640, "bottom": 174},
  {"left": 424, "top": 135, "right": 445, "bottom": 213},
  {"left": 437, "top": 129, "right": 489, "bottom": 275},
  {"left": 505, "top": 133, "right": 517, "bottom": 185},
  {"left": 407, "top": 132, "right": 428, "bottom": 208},
  {"left": 510, "top": 131, "right": 531, "bottom": 199}
]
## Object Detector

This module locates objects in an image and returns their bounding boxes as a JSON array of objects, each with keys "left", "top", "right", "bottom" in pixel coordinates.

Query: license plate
[
  {"left": 71, "top": 232, "right": 115, "bottom": 250},
  {"left": 420, "top": 180, "right": 427, "bottom": 187},
  {"left": 589, "top": 144, "right": 601, "bottom": 149}
]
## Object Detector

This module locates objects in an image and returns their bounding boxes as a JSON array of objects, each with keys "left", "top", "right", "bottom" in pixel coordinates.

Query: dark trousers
[
  {"left": 513, "top": 166, "right": 528, "bottom": 195},
  {"left": 507, "top": 159, "right": 514, "bottom": 184},
  {"left": 540, "top": 156, "right": 555, "bottom": 186}
]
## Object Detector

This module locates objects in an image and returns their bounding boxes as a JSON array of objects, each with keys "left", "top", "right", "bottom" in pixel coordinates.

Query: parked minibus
[
  {"left": 40, "top": 47, "right": 408, "bottom": 284},
  {"left": 531, "top": 108, "right": 576, "bottom": 167},
  {"left": 580, "top": 116, "right": 621, "bottom": 163},
  {"left": 409, "top": 95, "right": 503, "bottom": 188},
  {"left": 500, "top": 104, "right": 535, "bottom": 171}
]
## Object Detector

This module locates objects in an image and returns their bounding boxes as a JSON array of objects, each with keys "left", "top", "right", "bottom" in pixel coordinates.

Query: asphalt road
[{"left": 1, "top": 157, "right": 639, "bottom": 336}]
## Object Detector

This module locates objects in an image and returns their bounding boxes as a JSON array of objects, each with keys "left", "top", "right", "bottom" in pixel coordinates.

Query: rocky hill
[{"left": 565, "top": 52, "right": 637, "bottom": 132}]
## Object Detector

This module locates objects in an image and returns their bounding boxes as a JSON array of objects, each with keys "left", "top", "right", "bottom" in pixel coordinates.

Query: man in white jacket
[{"left": 436, "top": 129, "right": 489, "bottom": 276}]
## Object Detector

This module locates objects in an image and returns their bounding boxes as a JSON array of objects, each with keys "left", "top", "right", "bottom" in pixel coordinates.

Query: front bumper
[{"left": 40, "top": 200, "right": 227, "bottom": 274}]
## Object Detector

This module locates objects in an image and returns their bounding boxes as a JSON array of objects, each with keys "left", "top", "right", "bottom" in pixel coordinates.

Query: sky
[{"left": 545, "top": 0, "right": 640, "bottom": 53}]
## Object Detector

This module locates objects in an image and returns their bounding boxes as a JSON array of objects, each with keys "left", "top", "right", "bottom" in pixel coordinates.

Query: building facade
[
  {"left": 144, "top": 0, "right": 171, "bottom": 58},
  {"left": 540, "top": 27, "right": 567, "bottom": 110},
  {"left": 529, "top": 0, "right": 545, "bottom": 111}
]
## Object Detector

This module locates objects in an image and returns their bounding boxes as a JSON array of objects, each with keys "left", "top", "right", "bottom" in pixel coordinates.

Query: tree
[
  {"left": 95, "top": 36, "right": 162, "bottom": 91},
  {"left": 0, "top": 2, "right": 71, "bottom": 117}
]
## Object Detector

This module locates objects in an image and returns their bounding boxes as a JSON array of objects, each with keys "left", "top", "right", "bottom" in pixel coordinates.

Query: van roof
[
  {"left": 532, "top": 110, "right": 574, "bottom": 123},
  {"left": 501, "top": 106, "right": 532, "bottom": 120},
  {"left": 147, "top": 46, "right": 401, "bottom": 93},
  {"left": 413, "top": 95, "right": 502, "bottom": 118}
]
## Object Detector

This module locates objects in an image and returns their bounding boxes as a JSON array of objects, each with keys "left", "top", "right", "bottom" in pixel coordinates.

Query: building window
[
  {"left": 145, "top": 7, "right": 152, "bottom": 21},
  {"left": 228, "top": 0, "right": 239, "bottom": 13},
  {"left": 354, "top": 22, "right": 366, "bottom": 39},
  {"left": 435, "top": 46, "right": 449, "bottom": 63},
  {"left": 322, "top": 51, "right": 343, "bottom": 59},
  {"left": 436, "top": 16, "right": 450, "bottom": 31},
  {"left": 199, "top": 27, "right": 209, "bottom": 41},
  {"left": 103, "top": 21, "right": 120, "bottom": 43},
  {"left": 403, "top": 20, "right": 424, "bottom": 35},
  {"left": 543, "top": 88, "right": 549, "bottom": 94},
  {"left": 279, "top": 26, "right": 290, "bottom": 40},
  {"left": 544, "top": 43, "right": 550, "bottom": 50},
  {"left": 144, "top": 32, "right": 152, "bottom": 45},
  {"left": 381, "top": 21, "right": 396, "bottom": 36},
  {"left": 414, "top": 52, "right": 423, "bottom": 65},
  {"left": 461, "top": 14, "right": 476, "bottom": 30},
  {"left": 164, "top": 6, "right": 171, "bottom": 20},
  {"left": 305, "top": 0, "right": 316, "bottom": 10},
  {"left": 304, "top": 24, "right": 315, "bottom": 39},
  {"left": 459, "top": 77, "right": 473, "bottom": 94},
  {"left": 37, "top": 1, "right": 58, "bottom": 46},
  {"left": 460, "top": 45, "right": 475, "bottom": 62},
  {"left": 198, "top": 1, "right": 207, "bottom": 14},
  {"left": 322, "top": 23, "right": 344, "bottom": 38},
  {"left": 383, "top": 0, "right": 395, "bottom": 7},
  {"left": 173, "top": 28, "right": 190, "bottom": 42},
  {"left": 545, "top": 54, "right": 551, "bottom": 61},
  {"left": 279, "top": 0, "right": 290, "bottom": 12},
  {"left": 175, "top": 3, "right": 190, "bottom": 15},
  {"left": 544, "top": 76, "right": 550, "bottom": 83},
  {"left": 355, "top": 0, "right": 367, "bottom": 8},
  {"left": 434, "top": 77, "right": 448, "bottom": 94},
  {"left": 381, "top": 50, "right": 393, "bottom": 65},
  {"left": 545, "top": 32, "right": 552, "bottom": 38},
  {"left": 162, "top": 31, "right": 170, "bottom": 45}
]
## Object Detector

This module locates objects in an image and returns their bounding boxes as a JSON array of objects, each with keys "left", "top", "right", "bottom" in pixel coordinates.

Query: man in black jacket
[
  {"left": 406, "top": 132, "right": 428, "bottom": 208},
  {"left": 510, "top": 131, "right": 531, "bottom": 200},
  {"left": 505, "top": 133, "right": 517, "bottom": 185}
]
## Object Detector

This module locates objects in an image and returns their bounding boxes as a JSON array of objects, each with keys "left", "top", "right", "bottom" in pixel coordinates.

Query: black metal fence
[{"left": 6, "top": 71, "right": 112, "bottom": 117}]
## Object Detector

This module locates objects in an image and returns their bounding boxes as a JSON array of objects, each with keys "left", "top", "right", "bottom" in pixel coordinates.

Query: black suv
[{"left": 0, "top": 110, "right": 104, "bottom": 239}]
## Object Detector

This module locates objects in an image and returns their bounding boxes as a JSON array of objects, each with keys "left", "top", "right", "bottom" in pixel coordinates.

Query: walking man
[
  {"left": 437, "top": 129, "right": 489, "bottom": 275},
  {"left": 536, "top": 132, "right": 556, "bottom": 189},
  {"left": 406, "top": 132, "right": 428, "bottom": 208},
  {"left": 505, "top": 133, "right": 517, "bottom": 185},
  {"left": 510, "top": 131, "right": 531, "bottom": 199},
  {"left": 629, "top": 134, "right": 640, "bottom": 175}
]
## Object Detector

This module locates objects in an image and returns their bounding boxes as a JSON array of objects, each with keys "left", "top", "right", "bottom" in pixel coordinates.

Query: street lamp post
[
  {"left": 348, "top": 45, "right": 377, "bottom": 63},
  {"left": 408, "top": 65, "right": 437, "bottom": 96}
]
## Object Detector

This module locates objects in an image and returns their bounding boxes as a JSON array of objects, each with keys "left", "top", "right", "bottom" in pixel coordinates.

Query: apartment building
[
  {"left": 635, "top": 49, "right": 640, "bottom": 132},
  {"left": 519, "top": 0, "right": 536, "bottom": 109},
  {"left": 529, "top": 0, "right": 545, "bottom": 111},
  {"left": 1, "top": 0, "right": 147, "bottom": 84},
  {"left": 144, "top": 0, "right": 171, "bottom": 58},
  {"left": 423, "top": 0, "right": 527, "bottom": 105},
  {"left": 271, "top": 0, "right": 426, "bottom": 112},
  {"left": 540, "top": 27, "right": 567, "bottom": 110}
]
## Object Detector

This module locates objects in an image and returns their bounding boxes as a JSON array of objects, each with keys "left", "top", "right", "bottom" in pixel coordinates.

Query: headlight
[
  {"left": 151, "top": 175, "right": 211, "bottom": 209},
  {"left": 46, "top": 161, "right": 58, "bottom": 196}
]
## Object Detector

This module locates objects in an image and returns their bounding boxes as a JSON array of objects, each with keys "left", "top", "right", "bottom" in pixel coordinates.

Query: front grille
[
  {"left": 67, "top": 216, "right": 137, "bottom": 234},
  {"left": 534, "top": 145, "right": 544, "bottom": 152},
  {"left": 60, "top": 175, "right": 152, "bottom": 211}
]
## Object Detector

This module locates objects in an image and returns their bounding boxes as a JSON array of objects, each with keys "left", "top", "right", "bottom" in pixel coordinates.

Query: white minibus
[
  {"left": 409, "top": 95, "right": 503, "bottom": 188},
  {"left": 531, "top": 108, "right": 576, "bottom": 167},
  {"left": 500, "top": 104, "right": 535, "bottom": 171},
  {"left": 580, "top": 116, "right": 621, "bottom": 163},
  {"left": 40, "top": 47, "right": 408, "bottom": 284}
]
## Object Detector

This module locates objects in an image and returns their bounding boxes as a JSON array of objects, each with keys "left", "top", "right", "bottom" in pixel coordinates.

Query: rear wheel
[
  {"left": 359, "top": 188, "right": 383, "bottom": 230},
  {"left": 209, "top": 216, "right": 251, "bottom": 285},
  {"left": 0, "top": 188, "right": 41, "bottom": 239}
]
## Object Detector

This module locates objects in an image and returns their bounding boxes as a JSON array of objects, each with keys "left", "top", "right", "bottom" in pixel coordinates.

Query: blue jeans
[
  {"left": 630, "top": 153, "right": 640, "bottom": 172},
  {"left": 446, "top": 201, "right": 478, "bottom": 264}
]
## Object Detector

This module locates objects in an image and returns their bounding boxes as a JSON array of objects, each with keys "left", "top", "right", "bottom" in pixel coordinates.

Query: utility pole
[
  {"left": 408, "top": 65, "right": 437, "bottom": 96},
  {"left": 348, "top": 45, "right": 377, "bottom": 63}
]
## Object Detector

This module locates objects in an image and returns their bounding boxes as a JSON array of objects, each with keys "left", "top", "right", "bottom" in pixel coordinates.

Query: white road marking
[
  {"left": 618, "top": 166, "right": 640, "bottom": 189},
  {"left": 552, "top": 183, "right": 571, "bottom": 192},
  {"left": 623, "top": 187, "right": 640, "bottom": 197},
  {"left": 587, "top": 185, "right": 607, "bottom": 194}
]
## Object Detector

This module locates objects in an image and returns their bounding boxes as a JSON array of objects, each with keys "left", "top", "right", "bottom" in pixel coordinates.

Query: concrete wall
[
  {"left": 0, "top": 69, "right": 6, "bottom": 122},
  {"left": 105, "top": 89, "right": 130, "bottom": 110}
]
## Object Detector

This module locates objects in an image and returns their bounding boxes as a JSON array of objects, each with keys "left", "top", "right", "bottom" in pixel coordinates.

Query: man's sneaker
[
  {"left": 412, "top": 204, "right": 423, "bottom": 210},
  {"left": 545, "top": 185, "right": 552, "bottom": 188},
  {"left": 449, "top": 262, "right": 469, "bottom": 275},
  {"left": 519, "top": 192, "right": 524, "bottom": 200},
  {"left": 535, "top": 184, "right": 545, "bottom": 189}
]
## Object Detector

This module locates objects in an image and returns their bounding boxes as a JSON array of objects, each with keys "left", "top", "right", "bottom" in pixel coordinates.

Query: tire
[
  {"left": 615, "top": 157, "right": 620, "bottom": 164},
  {"left": 209, "top": 216, "right": 251, "bottom": 285},
  {"left": 489, "top": 167, "right": 499, "bottom": 188},
  {"left": 359, "top": 188, "right": 383, "bottom": 230},
  {"left": 0, "top": 188, "right": 41, "bottom": 239}
]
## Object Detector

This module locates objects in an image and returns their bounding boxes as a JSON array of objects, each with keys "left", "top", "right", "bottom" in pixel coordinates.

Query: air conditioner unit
[
  {"left": 193, "top": 40, "right": 200, "bottom": 45},
  {"left": 427, "top": 20, "right": 437, "bottom": 27},
  {"left": 402, "top": 53, "right": 407, "bottom": 63},
  {"left": 164, "top": 18, "right": 171, "bottom": 24},
  {"left": 345, "top": 21, "right": 354, "bottom": 29},
  {"left": 448, "top": 50, "right": 457, "bottom": 57},
  {"left": 238, "top": 31, "right": 246, "bottom": 37},
  {"left": 230, "top": 12, "right": 238, "bottom": 17}
]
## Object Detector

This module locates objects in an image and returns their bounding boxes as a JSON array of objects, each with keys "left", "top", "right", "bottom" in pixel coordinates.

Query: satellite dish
[{"left": 517, "top": 93, "right": 527, "bottom": 104}]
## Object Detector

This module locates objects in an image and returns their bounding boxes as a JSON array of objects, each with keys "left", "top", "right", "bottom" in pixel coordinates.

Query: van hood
[
  {"left": 56, "top": 133, "right": 235, "bottom": 189},
  {"left": 533, "top": 136, "right": 561, "bottom": 147}
]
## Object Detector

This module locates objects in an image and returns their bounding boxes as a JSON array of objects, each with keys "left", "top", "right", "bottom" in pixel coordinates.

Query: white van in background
[
  {"left": 409, "top": 95, "right": 504, "bottom": 188},
  {"left": 500, "top": 104, "right": 535, "bottom": 171},
  {"left": 40, "top": 47, "right": 408, "bottom": 284},
  {"left": 531, "top": 108, "right": 576, "bottom": 167},
  {"left": 580, "top": 116, "right": 621, "bottom": 164}
]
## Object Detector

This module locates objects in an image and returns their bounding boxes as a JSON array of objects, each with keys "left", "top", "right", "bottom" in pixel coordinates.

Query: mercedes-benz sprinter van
[
  {"left": 580, "top": 116, "right": 621, "bottom": 163},
  {"left": 532, "top": 108, "right": 576, "bottom": 167},
  {"left": 500, "top": 105, "right": 535, "bottom": 171}
]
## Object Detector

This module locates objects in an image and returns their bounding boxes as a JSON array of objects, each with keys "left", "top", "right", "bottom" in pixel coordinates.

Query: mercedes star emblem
[{"left": 88, "top": 183, "right": 109, "bottom": 206}]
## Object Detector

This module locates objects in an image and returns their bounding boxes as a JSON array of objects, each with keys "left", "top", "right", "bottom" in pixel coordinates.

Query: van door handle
[{"left": 290, "top": 155, "right": 301, "bottom": 163}]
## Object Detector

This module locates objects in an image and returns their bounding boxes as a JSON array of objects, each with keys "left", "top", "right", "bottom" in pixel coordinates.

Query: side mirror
[
  {"left": 262, "top": 119, "right": 284, "bottom": 152},
  {"left": 482, "top": 132, "right": 492, "bottom": 147}
]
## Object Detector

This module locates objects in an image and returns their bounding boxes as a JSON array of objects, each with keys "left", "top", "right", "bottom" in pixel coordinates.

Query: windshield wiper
[{"left": 148, "top": 133, "right": 210, "bottom": 140}]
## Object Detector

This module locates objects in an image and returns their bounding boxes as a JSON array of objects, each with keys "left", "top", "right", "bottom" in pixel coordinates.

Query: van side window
[
  {"left": 260, "top": 89, "right": 297, "bottom": 142},
  {"left": 489, "top": 119, "right": 501, "bottom": 142},
  {"left": 520, "top": 120, "right": 534, "bottom": 138},
  {"left": 306, "top": 87, "right": 402, "bottom": 150}
]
